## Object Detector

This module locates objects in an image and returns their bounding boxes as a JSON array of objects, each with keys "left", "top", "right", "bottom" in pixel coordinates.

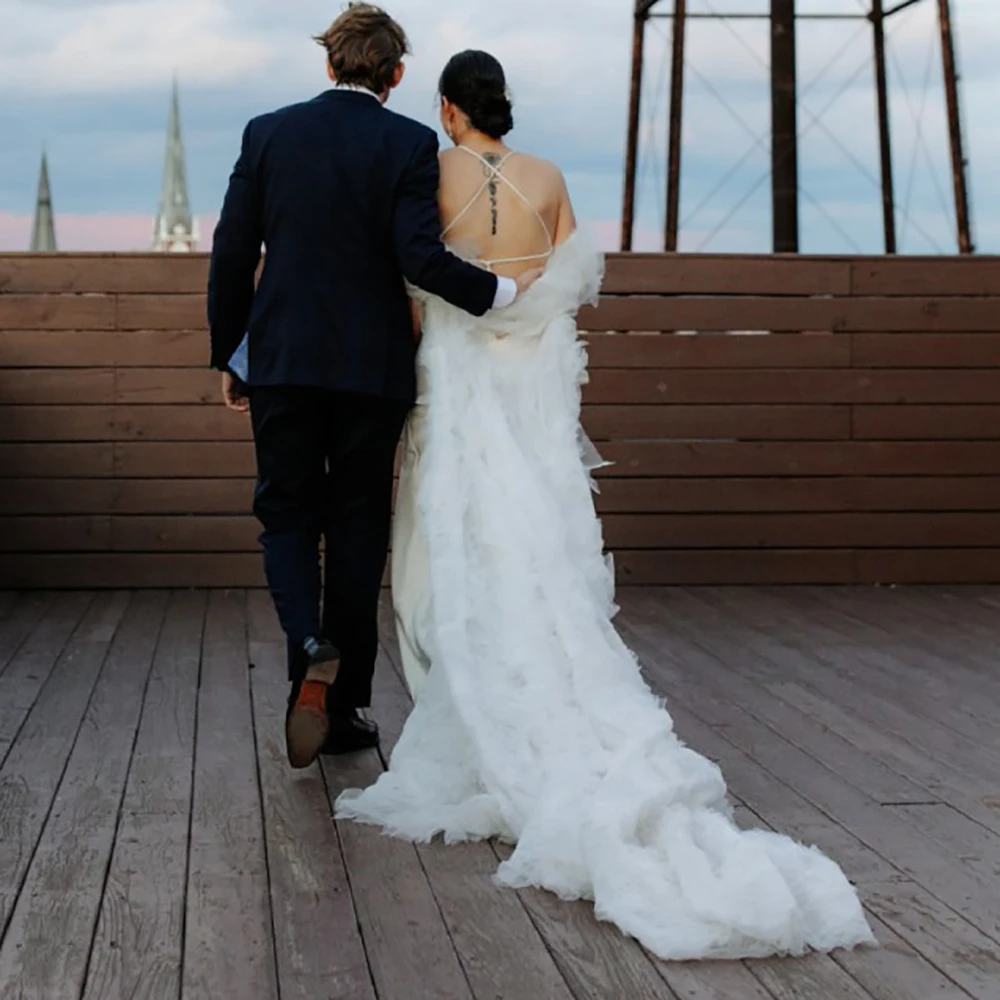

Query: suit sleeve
[
  {"left": 392, "top": 130, "right": 498, "bottom": 317},
  {"left": 208, "top": 121, "right": 263, "bottom": 371}
]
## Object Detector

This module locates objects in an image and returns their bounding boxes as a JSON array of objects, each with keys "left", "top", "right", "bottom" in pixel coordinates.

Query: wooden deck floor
[{"left": 1, "top": 587, "right": 999, "bottom": 999}]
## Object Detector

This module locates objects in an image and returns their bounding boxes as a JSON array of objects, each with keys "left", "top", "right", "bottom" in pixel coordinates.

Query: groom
[{"left": 208, "top": 3, "right": 536, "bottom": 768}]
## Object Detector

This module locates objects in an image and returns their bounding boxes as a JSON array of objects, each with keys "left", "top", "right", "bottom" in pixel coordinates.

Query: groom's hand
[
  {"left": 222, "top": 372, "right": 250, "bottom": 413},
  {"left": 515, "top": 266, "right": 545, "bottom": 299}
]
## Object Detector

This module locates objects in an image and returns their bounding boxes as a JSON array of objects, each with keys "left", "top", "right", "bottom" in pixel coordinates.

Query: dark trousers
[{"left": 250, "top": 387, "right": 409, "bottom": 709}]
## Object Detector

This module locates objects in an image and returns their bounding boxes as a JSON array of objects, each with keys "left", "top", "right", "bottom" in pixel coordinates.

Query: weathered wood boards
[{"left": 2, "top": 252, "right": 998, "bottom": 586}]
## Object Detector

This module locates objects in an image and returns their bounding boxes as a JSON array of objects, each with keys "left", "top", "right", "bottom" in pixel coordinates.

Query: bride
[{"left": 335, "top": 50, "right": 875, "bottom": 962}]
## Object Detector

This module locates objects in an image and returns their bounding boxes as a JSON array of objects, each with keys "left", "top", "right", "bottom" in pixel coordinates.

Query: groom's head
[{"left": 315, "top": 4, "right": 410, "bottom": 101}]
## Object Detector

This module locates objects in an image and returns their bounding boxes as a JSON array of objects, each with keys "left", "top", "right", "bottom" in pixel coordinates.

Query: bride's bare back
[{"left": 438, "top": 144, "right": 576, "bottom": 280}]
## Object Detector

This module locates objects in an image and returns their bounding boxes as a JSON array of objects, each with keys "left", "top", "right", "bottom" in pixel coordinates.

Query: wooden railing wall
[{"left": 1, "top": 252, "right": 999, "bottom": 587}]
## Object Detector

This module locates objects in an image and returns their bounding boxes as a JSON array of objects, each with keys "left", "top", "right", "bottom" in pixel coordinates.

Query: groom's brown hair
[{"left": 315, "top": 4, "right": 410, "bottom": 95}]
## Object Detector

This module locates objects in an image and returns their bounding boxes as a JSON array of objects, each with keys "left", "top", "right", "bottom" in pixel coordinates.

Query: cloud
[
  {"left": 0, "top": 0, "right": 996, "bottom": 254},
  {"left": 0, "top": 0, "right": 273, "bottom": 92}
]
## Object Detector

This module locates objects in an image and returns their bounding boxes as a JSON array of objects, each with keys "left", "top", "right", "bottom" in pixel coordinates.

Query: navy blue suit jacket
[{"left": 208, "top": 90, "right": 498, "bottom": 401}]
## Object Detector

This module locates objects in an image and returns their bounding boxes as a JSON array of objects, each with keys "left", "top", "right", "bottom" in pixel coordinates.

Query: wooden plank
[
  {"left": 603, "top": 512, "right": 1000, "bottom": 550},
  {"left": 110, "top": 516, "right": 256, "bottom": 552},
  {"left": 0, "top": 593, "right": 52, "bottom": 676},
  {"left": 0, "top": 369, "right": 114, "bottom": 405},
  {"left": 109, "top": 479, "right": 253, "bottom": 515},
  {"left": 113, "top": 405, "right": 252, "bottom": 442},
  {"left": 0, "top": 255, "right": 209, "bottom": 294},
  {"left": 0, "top": 516, "right": 111, "bottom": 552},
  {"left": 602, "top": 256, "right": 852, "bottom": 296},
  {"left": 245, "top": 591, "right": 376, "bottom": 1000},
  {"left": 885, "top": 804, "right": 1000, "bottom": 887},
  {"left": 1, "top": 554, "right": 264, "bottom": 589},
  {"left": 0, "top": 295, "right": 116, "bottom": 331},
  {"left": 0, "top": 443, "right": 113, "bottom": 478},
  {"left": 852, "top": 333, "right": 1000, "bottom": 368},
  {"left": 0, "top": 593, "right": 94, "bottom": 748},
  {"left": 580, "top": 296, "right": 1000, "bottom": 333},
  {"left": 0, "top": 480, "right": 118, "bottom": 515},
  {"left": 853, "top": 406, "right": 1000, "bottom": 441},
  {"left": 586, "top": 369, "right": 1000, "bottom": 406},
  {"left": 851, "top": 257, "right": 1000, "bottom": 296},
  {"left": 586, "top": 332, "right": 851, "bottom": 369},
  {"left": 745, "top": 954, "right": 877, "bottom": 1000},
  {"left": 597, "top": 476, "right": 1000, "bottom": 514},
  {"left": 598, "top": 441, "right": 1000, "bottom": 477},
  {"left": 0, "top": 592, "right": 166, "bottom": 999},
  {"left": 114, "top": 442, "right": 255, "bottom": 477},
  {"left": 863, "top": 879, "right": 1000, "bottom": 1000},
  {"left": 0, "top": 592, "right": 130, "bottom": 938},
  {"left": 616, "top": 549, "right": 855, "bottom": 584},
  {"left": 116, "top": 368, "right": 218, "bottom": 405},
  {"left": 585, "top": 370, "right": 848, "bottom": 405},
  {"left": 854, "top": 550, "right": 1000, "bottom": 584},
  {"left": 82, "top": 591, "right": 205, "bottom": 1000},
  {"left": 0, "top": 479, "right": 252, "bottom": 517},
  {"left": 0, "top": 330, "right": 206, "bottom": 368},
  {"left": 0, "top": 406, "right": 114, "bottom": 442},
  {"left": 322, "top": 716, "right": 475, "bottom": 999},
  {"left": 117, "top": 295, "right": 206, "bottom": 331},
  {"left": 584, "top": 405, "right": 850, "bottom": 442},
  {"left": 183, "top": 590, "right": 278, "bottom": 1000}
]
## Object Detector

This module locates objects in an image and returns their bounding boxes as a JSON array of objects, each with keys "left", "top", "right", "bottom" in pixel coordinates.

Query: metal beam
[
  {"left": 884, "top": 0, "right": 926, "bottom": 17},
  {"left": 937, "top": 0, "right": 973, "bottom": 252},
  {"left": 871, "top": 0, "right": 897, "bottom": 253},
  {"left": 771, "top": 0, "right": 799, "bottom": 252},
  {"left": 665, "top": 0, "right": 687, "bottom": 251},
  {"left": 650, "top": 11, "right": 866, "bottom": 18},
  {"left": 622, "top": 1, "right": 648, "bottom": 251}
]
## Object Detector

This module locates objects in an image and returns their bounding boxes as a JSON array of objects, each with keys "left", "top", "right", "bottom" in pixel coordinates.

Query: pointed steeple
[
  {"left": 152, "top": 78, "right": 198, "bottom": 252},
  {"left": 30, "top": 150, "right": 57, "bottom": 253}
]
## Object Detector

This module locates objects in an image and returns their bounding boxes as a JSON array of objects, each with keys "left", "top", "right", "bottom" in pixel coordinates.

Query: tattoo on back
[{"left": 482, "top": 153, "right": 502, "bottom": 236}]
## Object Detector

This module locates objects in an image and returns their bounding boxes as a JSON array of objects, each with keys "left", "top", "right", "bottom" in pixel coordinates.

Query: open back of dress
[{"left": 441, "top": 147, "right": 555, "bottom": 274}]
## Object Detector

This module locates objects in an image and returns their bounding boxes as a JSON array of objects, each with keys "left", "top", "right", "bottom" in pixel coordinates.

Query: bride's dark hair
[{"left": 439, "top": 50, "right": 514, "bottom": 140}]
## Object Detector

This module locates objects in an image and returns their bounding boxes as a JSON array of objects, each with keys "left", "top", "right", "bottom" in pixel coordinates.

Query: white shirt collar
[{"left": 335, "top": 83, "right": 383, "bottom": 103}]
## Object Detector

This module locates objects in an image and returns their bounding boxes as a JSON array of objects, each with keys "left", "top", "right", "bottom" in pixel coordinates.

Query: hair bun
[
  {"left": 467, "top": 87, "right": 514, "bottom": 140},
  {"left": 439, "top": 50, "right": 515, "bottom": 141}
]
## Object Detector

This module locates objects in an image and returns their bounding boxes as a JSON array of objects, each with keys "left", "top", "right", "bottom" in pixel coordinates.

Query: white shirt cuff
[{"left": 492, "top": 276, "right": 517, "bottom": 309}]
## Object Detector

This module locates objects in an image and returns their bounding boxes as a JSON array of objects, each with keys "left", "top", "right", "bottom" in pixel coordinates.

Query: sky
[{"left": 0, "top": 0, "right": 996, "bottom": 254}]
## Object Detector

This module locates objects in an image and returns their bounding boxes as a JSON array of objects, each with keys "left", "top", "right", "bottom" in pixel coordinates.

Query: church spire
[
  {"left": 30, "top": 149, "right": 57, "bottom": 253},
  {"left": 152, "top": 78, "right": 198, "bottom": 252}
]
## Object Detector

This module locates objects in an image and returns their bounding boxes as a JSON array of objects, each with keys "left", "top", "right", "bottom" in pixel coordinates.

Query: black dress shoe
[{"left": 321, "top": 710, "right": 380, "bottom": 756}]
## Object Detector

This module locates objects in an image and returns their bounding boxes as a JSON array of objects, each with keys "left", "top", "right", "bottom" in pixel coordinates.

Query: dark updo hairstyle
[{"left": 439, "top": 50, "right": 514, "bottom": 140}]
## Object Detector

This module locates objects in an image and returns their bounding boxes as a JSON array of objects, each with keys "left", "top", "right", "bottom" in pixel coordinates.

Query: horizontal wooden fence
[{"left": 1, "top": 252, "right": 999, "bottom": 588}]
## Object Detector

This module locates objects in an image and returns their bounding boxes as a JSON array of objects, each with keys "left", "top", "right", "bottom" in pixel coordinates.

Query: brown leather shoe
[{"left": 285, "top": 638, "right": 340, "bottom": 769}]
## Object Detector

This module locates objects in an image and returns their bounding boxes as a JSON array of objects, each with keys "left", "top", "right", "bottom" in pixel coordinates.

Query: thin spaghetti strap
[{"left": 444, "top": 147, "right": 554, "bottom": 248}]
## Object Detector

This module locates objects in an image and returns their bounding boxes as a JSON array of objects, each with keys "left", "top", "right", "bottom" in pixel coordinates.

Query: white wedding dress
[{"left": 334, "top": 228, "right": 875, "bottom": 961}]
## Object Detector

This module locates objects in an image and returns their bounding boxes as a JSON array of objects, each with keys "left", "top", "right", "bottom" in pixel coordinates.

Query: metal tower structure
[{"left": 621, "top": 0, "right": 973, "bottom": 254}]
